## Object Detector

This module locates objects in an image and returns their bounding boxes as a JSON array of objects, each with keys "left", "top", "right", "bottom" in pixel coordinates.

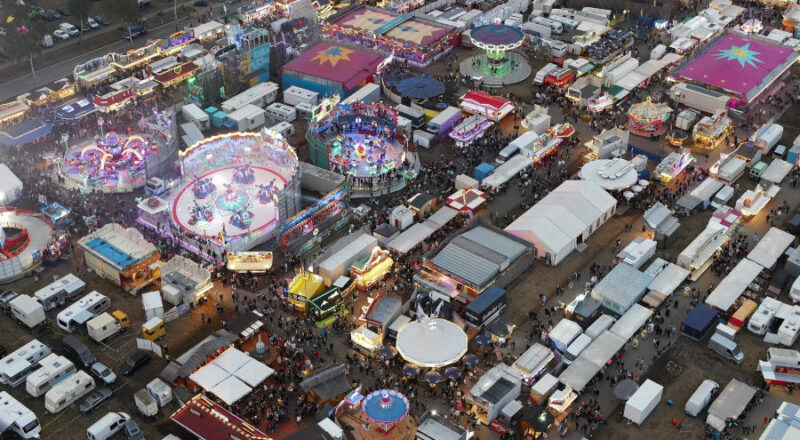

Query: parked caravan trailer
[
  {"left": 181, "top": 103, "right": 209, "bottom": 131},
  {"left": 226, "top": 104, "right": 266, "bottom": 131},
  {"left": 87, "top": 313, "right": 121, "bottom": 343},
  {"left": 10, "top": 295, "right": 46, "bottom": 329},
  {"left": 34, "top": 273, "right": 86, "bottom": 311},
  {"left": 270, "top": 121, "right": 295, "bottom": 138},
  {"left": 748, "top": 297, "right": 782, "bottom": 335},
  {"left": 533, "top": 63, "right": 558, "bottom": 85},
  {"left": 57, "top": 291, "right": 111, "bottom": 333},
  {"left": 25, "top": 354, "right": 75, "bottom": 397},
  {"left": 341, "top": 83, "right": 381, "bottom": 105},
  {"left": 548, "top": 15, "right": 579, "bottom": 31},
  {"left": 0, "top": 391, "right": 41, "bottom": 438},
  {"left": 283, "top": 86, "right": 318, "bottom": 107},
  {"left": 545, "top": 39, "right": 568, "bottom": 57},
  {"left": 265, "top": 102, "right": 296, "bottom": 123},
  {"left": 532, "top": 17, "right": 563, "bottom": 34},
  {"left": 394, "top": 105, "right": 425, "bottom": 128},
  {"left": 0, "top": 340, "right": 51, "bottom": 387},
  {"left": 520, "top": 21, "right": 551, "bottom": 40},
  {"left": 44, "top": 371, "right": 95, "bottom": 413}
]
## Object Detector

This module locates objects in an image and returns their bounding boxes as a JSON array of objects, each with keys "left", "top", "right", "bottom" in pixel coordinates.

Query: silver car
[
  {"left": 90, "top": 362, "right": 117, "bottom": 385},
  {"left": 79, "top": 388, "right": 112, "bottom": 414}
]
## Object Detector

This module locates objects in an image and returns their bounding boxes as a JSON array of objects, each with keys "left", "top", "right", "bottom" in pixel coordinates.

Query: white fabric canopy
[
  {"left": 213, "top": 347, "right": 252, "bottom": 374},
  {"left": 388, "top": 223, "right": 435, "bottom": 254},
  {"left": 747, "top": 227, "right": 795, "bottom": 270},
  {"left": 189, "top": 363, "right": 228, "bottom": 390},
  {"left": 210, "top": 376, "right": 252, "bottom": 405},
  {"left": 235, "top": 359, "right": 275, "bottom": 387},
  {"left": 705, "top": 259, "right": 763, "bottom": 311}
]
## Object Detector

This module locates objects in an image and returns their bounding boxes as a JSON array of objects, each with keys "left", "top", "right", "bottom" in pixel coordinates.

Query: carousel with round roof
[
  {"left": 396, "top": 317, "right": 468, "bottom": 368},
  {"left": 627, "top": 97, "right": 673, "bottom": 137},
  {"left": 459, "top": 22, "right": 531, "bottom": 86},
  {"left": 362, "top": 390, "right": 410, "bottom": 434}
]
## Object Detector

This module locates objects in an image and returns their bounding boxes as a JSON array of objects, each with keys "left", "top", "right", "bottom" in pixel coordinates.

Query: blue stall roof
[
  {"left": 86, "top": 237, "right": 137, "bottom": 270},
  {"left": 466, "top": 286, "right": 506, "bottom": 315}
]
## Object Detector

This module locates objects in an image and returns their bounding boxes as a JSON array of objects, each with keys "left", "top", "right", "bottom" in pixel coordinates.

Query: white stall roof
[
  {"left": 235, "top": 360, "right": 275, "bottom": 387},
  {"left": 580, "top": 330, "right": 626, "bottom": 366},
  {"left": 610, "top": 304, "right": 653, "bottom": 341},
  {"left": 319, "top": 233, "right": 378, "bottom": 274},
  {"left": 762, "top": 159, "right": 794, "bottom": 185},
  {"left": 0, "top": 164, "right": 23, "bottom": 199},
  {"left": 558, "top": 359, "right": 599, "bottom": 392},
  {"left": 388, "top": 223, "right": 435, "bottom": 254},
  {"left": 425, "top": 206, "right": 458, "bottom": 228},
  {"left": 705, "top": 258, "right": 763, "bottom": 311},
  {"left": 747, "top": 227, "right": 795, "bottom": 270},
  {"left": 760, "top": 420, "right": 800, "bottom": 440},
  {"left": 647, "top": 263, "right": 690, "bottom": 295},
  {"left": 213, "top": 347, "right": 252, "bottom": 374},
  {"left": 210, "top": 376, "right": 251, "bottom": 405}
]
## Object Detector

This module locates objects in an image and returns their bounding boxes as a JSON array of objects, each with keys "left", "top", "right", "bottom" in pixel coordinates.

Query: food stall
[
  {"left": 655, "top": 152, "right": 695, "bottom": 184},
  {"left": 351, "top": 247, "right": 393, "bottom": 291},
  {"left": 547, "top": 384, "right": 578, "bottom": 425},
  {"left": 408, "top": 192, "right": 437, "bottom": 219},
  {"left": 530, "top": 374, "right": 559, "bottom": 404},
  {"left": 308, "top": 286, "right": 345, "bottom": 327},
  {"left": 736, "top": 184, "right": 780, "bottom": 218},
  {"left": 447, "top": 187, "right": 487, "bottom": 214},
  {"left": 287, "top": 272, "right": 326, "bottom": 312},
  {"left": 627, "top": 97, "right": 672, "bottom": 137},
  {"left": 40, "top": 202, "right": 71, "bottom": 228},
  {"left": 693, "top": 111, "right": 733, "bottom": 151},
  {"left": 226, "top": 251, "right": 273, "bottom": 273},
  {"left": 449, "top": 115, "right": 494, "bottom": 148},
  {"left": 351, "top": 325, "right": 382, "bottom": 355}
]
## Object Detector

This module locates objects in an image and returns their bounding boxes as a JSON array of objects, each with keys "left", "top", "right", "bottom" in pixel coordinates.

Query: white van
[
  {"left": 707, "top": 333, "right": 743, "bottom": 364},
  {"left": 496, "top": 145, "right": 520, "bottom": 165},
  {"left": 564, "top": 334, "right": 592, "bottom": 364},
  {"left": 685, "top": 379, "right": 719, "bottom": 417},
  {"left": 710, "top": 185, "right": 734, "bottom": 208},
  {"left": 534, "top": 63, "right": 558, "bottom": 85},
  {"left": 87, "top": 412, "right": 131, "bottom": 440}
]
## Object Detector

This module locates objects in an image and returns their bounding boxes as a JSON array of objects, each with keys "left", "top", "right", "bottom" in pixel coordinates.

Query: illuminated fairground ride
[
  {"left": 60, "top": 130, "right": 161, "bottom": 192},
  {"left": 307, "top": 100, "right": 418, "bottom": 195},
  {"left": 459, "top": 22, "right": 531, "bottom": 86},
  {"left": 167, "top": 130, "right": 301, "bottom": 253}
]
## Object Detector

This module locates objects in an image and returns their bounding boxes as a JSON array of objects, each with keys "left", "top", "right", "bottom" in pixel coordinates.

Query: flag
[{"left": 6, "top": 16, "right": 14, "bottom": 23}]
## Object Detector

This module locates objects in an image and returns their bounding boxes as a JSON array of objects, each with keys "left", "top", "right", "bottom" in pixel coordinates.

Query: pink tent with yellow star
[
  {"left": 674, "top": 33, "right": 798, "bottom": 103},
  {"left": 280, "top": 42, "right": 385, "bottom": 91}
]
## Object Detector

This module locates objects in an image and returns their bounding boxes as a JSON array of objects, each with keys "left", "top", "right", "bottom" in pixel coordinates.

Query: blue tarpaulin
[
  {"left": 396, "top": 76, "right": 446, "bottom": 100},
  {"left": 56, "top": 98, "right": 96, "bottom": 120},
  {"left": 474, "top": 162, "right": 495, "bottom": 181},
  {"left": 0, "top": 119, "right": 53, "bottom": 147}
]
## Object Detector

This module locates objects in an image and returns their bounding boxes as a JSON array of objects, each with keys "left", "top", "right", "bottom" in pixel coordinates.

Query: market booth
[
  {"left": 287, "top": 271, "right": 326, "bottom": 312},
  {"left": 226, "top": 251, "right": 273, "bottom": 273},
  {"left": 351, "top": 247, "right": 393, "bottom": 291},
  {"left": 77, "top": 223, "right": 160, "bottom": 294},
  {"left": 308, "top": 286, "right": 345, "bottom": 327}
]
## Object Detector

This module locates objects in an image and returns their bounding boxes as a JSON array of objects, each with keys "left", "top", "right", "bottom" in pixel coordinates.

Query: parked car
[
  {"left": 120, "top": 351, "right": 151, "bottom": 375},
  {"left": 87, "top": 17, "right": 99, "bottom": 29},
  {"left": 79, "top": 388, "right": 113, "bottom": 414},
  {"left": 122, "top": 25, "right": 147, "bottom": 39},
  {"left": 90, "top": 362, "right": 117, "bottom": 385},
  {"left": 59, "top": 23, "right": 79, "bottom": 36},
  {"left": 0, "top": 290, "right": 19, "bottom": 315},
  {"left": 124, "top": 420, "right": 144, "bottom": 440},
  {"left": 53, "top": 29, "right": 70, "bottom": 40},
  {"left": 94, "top": 15, "right": 110, "bottom": 26},
  {"left": 42, "top": 34, "right": 53, "bottom": 47}
]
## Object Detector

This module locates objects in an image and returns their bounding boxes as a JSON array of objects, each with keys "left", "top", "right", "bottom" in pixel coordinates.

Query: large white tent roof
[
  {"left": 388, "top": 223, "right": 435, "bottom": 254},
  {"left": 189, "top": 363, "right": 228, "bottom": 390},
  {"left": 396, "top": 318, "right": 468, "bottom": 367},
  {"left": 189, "top": 348, "right": 274, "bottom": 405}
]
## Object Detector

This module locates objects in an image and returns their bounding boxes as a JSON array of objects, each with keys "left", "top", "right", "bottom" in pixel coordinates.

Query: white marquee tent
[{"left": 188, "top": 348, "right": 275, "bottom": 405}]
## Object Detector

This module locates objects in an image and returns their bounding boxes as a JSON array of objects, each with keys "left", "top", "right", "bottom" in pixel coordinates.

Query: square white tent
[
  {"left": 211, "top": 376, "right": 252, "bottom": 406},
  {"left": 234, "top": 359, "right": 275, "bottom": 387},
  {"left": 213, "top": 346, "right": 252, "bottom": 374},
  {"left": 0, "top": 164, "right": 22, "bottom": 205},
  {"left": 189, "top": 363, "right": 228, "bottom": 390}
]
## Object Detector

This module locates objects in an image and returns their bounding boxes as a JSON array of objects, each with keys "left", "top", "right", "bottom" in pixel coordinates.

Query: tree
[
  {"left": 1, "top": 3, "right": 47, "bottom": 76},
  {"left": 67, "top": 0, "right": 92, "bottom": 40},
  {"left": 100, "top": 0, "right": 140, "bottom": 44}
]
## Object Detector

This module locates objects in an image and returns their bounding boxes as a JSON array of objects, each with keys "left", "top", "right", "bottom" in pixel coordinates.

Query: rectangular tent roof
[
  {"left": 610, "top": 304, "right": 653, "bottom": 341},
  {"left": 211, "top": 376, "right": 252, "bottom": 406},
  {"left": 425, "top": 207, "right": 458, "bottom": 229},
  {"left": 189, "top": 363, "right": 227, "bottom": 390},
  {"left": 705, "top": 258, "right": 763, "bottom": 311},
  {"left": 319, "top": 233, "right": 378, "bottom": 274},
  {"left": 592, "top": 264, "right": 653, "bottom": 313},
  {"left": 647, "top": 263, "right": 690, "bottom": 295},
  {"left": 388, "top": 223, "right": 435, "bottom": 253},
  {"left": 506, "top": 216, "right": 572, "bottom": 256},
  {"left": 281, "top": 42, "right": 384, "bottom": 90},
  {"left": 332, "top": 7, "right": 453, "bottom": 46},
  {"left": 580, "top": 330, "right": 625, "bottom": 366},
  {"left": 747, "top": 227, "right": 795, "bottom": 269},
  {"left": 761, "top": 159, "right": 794, "bottom": 185},
  {"left": 558, "top": 359, "right": 599, "bottom": 392}
]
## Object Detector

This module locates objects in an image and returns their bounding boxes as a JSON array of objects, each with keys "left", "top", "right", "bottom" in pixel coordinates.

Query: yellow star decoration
[
  {"left": 311, "top": 46, "right": 354, "bottom": 68},
  {"left": 386, "top": 22, "right": 438, "bottom": 45},
  {"left": 343, "top": 10, "right": 395, "bottom": 31}
]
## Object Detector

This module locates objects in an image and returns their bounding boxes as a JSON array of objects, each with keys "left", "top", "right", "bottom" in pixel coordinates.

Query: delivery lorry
[
  {"left": 135, "top": 388, "right": 158, "bottom": 416},
  {"left": 146, "top": 378, "right": 172, "bottom": 408},
  {"left": 624, "top": 379, "right": 663, "bottom": 424}
]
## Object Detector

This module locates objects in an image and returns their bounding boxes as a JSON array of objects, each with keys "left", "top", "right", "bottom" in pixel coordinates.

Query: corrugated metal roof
[
  {"left": 431, "top": 239, "right": 501, "bottom": 287},
  {"left": 461, "top": 227, "right": 528, "bottom": 263}
]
